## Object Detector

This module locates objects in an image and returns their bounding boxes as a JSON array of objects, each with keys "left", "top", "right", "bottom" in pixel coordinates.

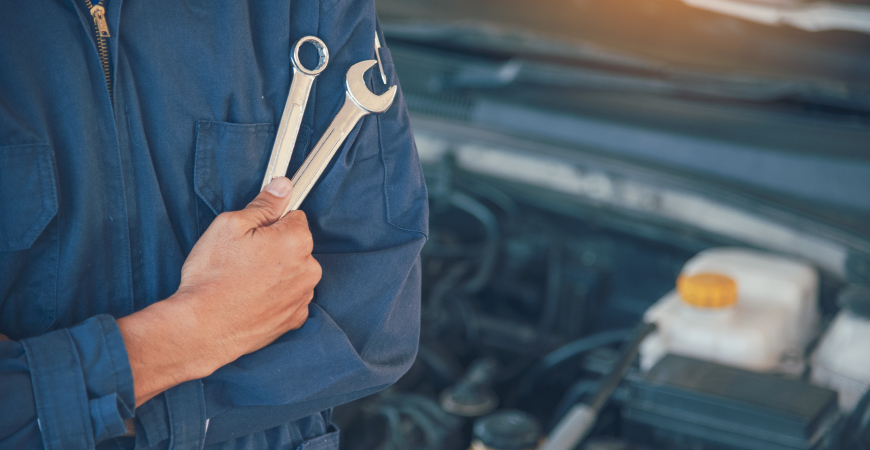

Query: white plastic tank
[
  {"left": 640, "top": 247, "right": 819, "bottom": 373},
  {"left": 811, "top": 285, "right": 870, "bottom": 413}
]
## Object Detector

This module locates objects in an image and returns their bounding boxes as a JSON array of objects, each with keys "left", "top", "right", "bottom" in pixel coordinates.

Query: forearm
[{"left": 117, "top": 292, "right": 217, "bottom": 407}]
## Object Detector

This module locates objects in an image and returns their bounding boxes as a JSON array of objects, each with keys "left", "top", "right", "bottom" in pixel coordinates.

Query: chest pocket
[
  {"left": 193, "top": 120, "right": 313, "bottom": 233},
  {"left": 0, "top": 143, "right": 58, "bottom": 339}
]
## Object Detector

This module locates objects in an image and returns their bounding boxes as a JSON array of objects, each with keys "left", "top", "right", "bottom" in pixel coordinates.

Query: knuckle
[
  {"left": 298, "top": 291, "right": 313, "bottom": 306},
  {"left": 214, "top": 211, "right": 230, "bottom": 224},
  {"left": 309, "top": 258, "right": 322, "bottom": 282},
  {"left": 298, "top": 232, "right": 314, "bottom": 254},
  {"left": 290, "top": 309, "right": 310, "bottom": 329},
  {"left": 248, "top": 200, "right": 279, "bottom": 221},
  {"left": 216, "top": 212, "right": 240, "bottom": 229},
  {"left": 284, "top": 221, "right": 313, "bottom": 254},
  {"left": 262, "top": 205, "right": 281, "bottom": 221},
  {"left": 289, "top": 210, "right": 308, "bottom": 224}
]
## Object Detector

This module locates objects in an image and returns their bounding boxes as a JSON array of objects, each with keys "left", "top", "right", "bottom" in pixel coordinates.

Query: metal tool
[
  {"left": 374, "top": 33, "right": 387, "bottom": 84},
  {"left": 283, "top": 60, "right": 397, "bottom": 215},
  {"left": 261, "top": 36, "right": 329, "bottom": 192},
  {"left": 539, "top": 322, "right": 656, "bottom": 450}
]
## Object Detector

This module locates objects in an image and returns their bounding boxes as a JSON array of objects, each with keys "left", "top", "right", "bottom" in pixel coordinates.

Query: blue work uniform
[{"left": 0, "top": 0, "right": 428, "bottom": 448}]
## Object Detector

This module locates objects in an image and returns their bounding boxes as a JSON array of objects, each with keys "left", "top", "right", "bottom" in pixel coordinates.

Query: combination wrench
[
  {"left": 261, "top": 36, "right": 330, "bottom": 192},
  {"left": 283, "top": 59, "right": 397, "bottom": 216}
]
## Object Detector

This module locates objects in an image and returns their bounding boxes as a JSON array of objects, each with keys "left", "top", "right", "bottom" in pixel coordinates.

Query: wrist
[
  {"left": 118, "top": 292, "right": 218, "bottom": 406},
  {"left": 161, "top": 290, "right": 229, "bottom": 378}
]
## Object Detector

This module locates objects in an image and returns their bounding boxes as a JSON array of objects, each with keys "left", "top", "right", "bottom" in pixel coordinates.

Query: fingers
[
  {"left": 240, "top": 177, "right": 293, "bottom": 227},
  {"left": 268, "top": 210, "right": 314, "bottom": 252},
  {"left": 283, "top": 293, "right": 314, "bottom": 330}
]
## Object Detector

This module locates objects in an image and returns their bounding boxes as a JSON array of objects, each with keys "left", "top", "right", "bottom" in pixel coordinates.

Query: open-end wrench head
[{"left": 346, "top": 60, "right": 397, "bottom": 114}]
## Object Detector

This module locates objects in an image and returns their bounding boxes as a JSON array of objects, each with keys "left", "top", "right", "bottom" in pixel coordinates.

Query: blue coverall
[{"left": 0, "top": 1, "right": 428, "bottom": 448}]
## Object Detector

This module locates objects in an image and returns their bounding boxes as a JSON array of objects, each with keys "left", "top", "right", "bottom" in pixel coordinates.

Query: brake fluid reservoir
[
  {"left": 811, "top": 285, "right": 870, "bottom": 413},
  {"left": 640, "top": 248, "right": 818, "bottom": 372}
]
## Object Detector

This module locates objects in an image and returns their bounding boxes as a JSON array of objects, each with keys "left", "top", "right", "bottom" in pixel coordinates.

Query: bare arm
[{"left": 117, "top": 177, "right": 321, "bottom": 406}]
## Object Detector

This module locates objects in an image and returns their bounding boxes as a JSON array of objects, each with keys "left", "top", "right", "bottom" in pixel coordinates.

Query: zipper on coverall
[{"left": 84, "top": 0, "right": 113, "bottom": 101}]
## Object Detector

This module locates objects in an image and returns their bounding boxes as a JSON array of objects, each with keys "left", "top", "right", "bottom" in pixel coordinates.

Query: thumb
[{"left": 242, "top": 177, "right": 293, "bottom": 227}]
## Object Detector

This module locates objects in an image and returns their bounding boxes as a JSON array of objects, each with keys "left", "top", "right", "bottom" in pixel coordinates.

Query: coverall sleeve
[
  {"left": 0, "top": 315, "right": 136, "bottom": 449},
  {"left": 130, "top": 26, "right": 429, "bottom": 448}
]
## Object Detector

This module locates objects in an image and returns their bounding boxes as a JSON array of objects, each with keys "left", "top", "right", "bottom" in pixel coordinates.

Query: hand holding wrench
[
  {"left": 283, "top": 60, "right": 397, "bottom": 216},
  {"left": 261, "top": 36, "right": 329, "bottom": 191}
]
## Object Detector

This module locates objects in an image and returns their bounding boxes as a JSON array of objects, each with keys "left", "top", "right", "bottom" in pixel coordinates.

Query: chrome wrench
[
  {"left": 261, "top": 36, "right": 330, "bottom": 191},
  {"left": 283, "top": 60, "right": 397, "bottom": 216}
]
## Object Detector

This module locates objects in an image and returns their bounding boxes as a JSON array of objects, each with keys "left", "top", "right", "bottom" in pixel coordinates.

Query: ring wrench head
[
  {"left": 346, "top": 60, "right": 397, "bottom": 114},
  {"left": 292, "top": 36, "right": 329, "bottom": 76},
  {"left": 261, "top": 36, "right": 329, "bottom": 192}
]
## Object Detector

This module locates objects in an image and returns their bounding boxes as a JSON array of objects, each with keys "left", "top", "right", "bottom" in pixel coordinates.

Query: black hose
[
  {"left": 535, "top": 245, "right": 563, "bottom": 348},
  {"left": 423, "top": 191, "right": 500, "bottom": 335},
  {"left": 449, "top": 192, "right": 500, "bottom": 294},
  {"left": 367, "top": 393, "right": 462, "bottom": 450},
  {"left": 462, "top": 178, "right": 519, "bottom": 220},
  {"left": 515, "top": 328, "right": 633, "bottom": 401},
  {"left": 536, "top": 329, "right": 633, "bottom": 375},
  {"left": 425, "top": 262, "right": 471, "bottom": 321}
]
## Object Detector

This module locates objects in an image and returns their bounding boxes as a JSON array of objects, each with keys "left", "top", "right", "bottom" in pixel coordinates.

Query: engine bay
[{"left": 333, "top": 118, "right": 870, "bottom": 449}]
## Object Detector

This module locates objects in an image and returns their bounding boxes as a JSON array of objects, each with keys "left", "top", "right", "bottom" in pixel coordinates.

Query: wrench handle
[
  {"left": 260, "top": 36, "right": 329, "bottom": 192},
  {"left": 261, "top": 69, "right": 314, "bottom": 191},
  {"left": 284, "top": 95, "right": 367, "bottom": 216}
]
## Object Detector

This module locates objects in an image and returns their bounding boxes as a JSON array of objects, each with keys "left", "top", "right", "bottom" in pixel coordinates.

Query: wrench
[
  {"left": 261, "top": 36, "right": 329, "bottom": 191},
  {"left": 374, "top": 33, "right": 387, "bottom": 85},
  {"left": 283, "top": 60, "right": 397, "bottom": 215}
]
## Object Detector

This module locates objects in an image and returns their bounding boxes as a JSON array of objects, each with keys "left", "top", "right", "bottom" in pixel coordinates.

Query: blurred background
[{"left": 336, "top": 1, "right": 870, "bottom": 449}]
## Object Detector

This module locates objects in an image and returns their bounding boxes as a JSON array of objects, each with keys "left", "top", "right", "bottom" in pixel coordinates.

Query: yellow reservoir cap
[{"left": 677, "top": 273, "right": 738, "bottom": 308}]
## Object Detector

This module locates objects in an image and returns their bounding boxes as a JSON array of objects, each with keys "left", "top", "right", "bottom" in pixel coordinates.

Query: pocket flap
[
  {"left": 0, "top": 144, "right": 58, "bottom": 252},
  {"left": 194, "top": 121, "right": 277, "bottom": 215}
]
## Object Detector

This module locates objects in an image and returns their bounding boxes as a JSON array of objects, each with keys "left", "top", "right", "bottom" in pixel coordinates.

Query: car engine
[{"left": 333, "top": 133, "right": 870, "bottom": 450}]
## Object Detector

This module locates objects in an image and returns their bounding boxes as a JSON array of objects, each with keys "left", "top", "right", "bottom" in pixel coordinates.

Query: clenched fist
[
  {"left": 118, "top": 177, "right": 321, "bottom": 406},
  {"left": 179, "top": 177, "right": 321, "bottom": 358}
]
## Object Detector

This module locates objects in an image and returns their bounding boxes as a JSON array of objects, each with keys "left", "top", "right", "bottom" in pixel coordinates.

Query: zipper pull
[{"left": 90, "top": 5, "right": 110, "bottom": 38}]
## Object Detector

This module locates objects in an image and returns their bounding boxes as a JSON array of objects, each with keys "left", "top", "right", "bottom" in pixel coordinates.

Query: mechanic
[{"left": 0, "top": 1, "right": 428, "bottom": 449}]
